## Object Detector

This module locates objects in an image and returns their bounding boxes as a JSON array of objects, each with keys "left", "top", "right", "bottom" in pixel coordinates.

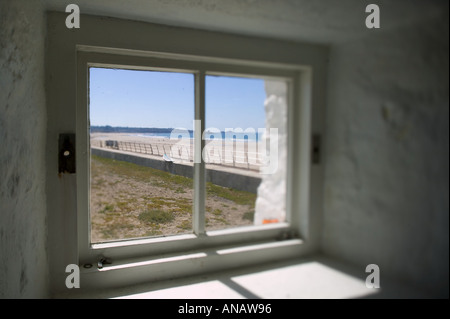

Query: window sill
[
  {"left": 58, "top": 254, "right": 431, "bottom": 299},
  {"left": 78, "top": 238, "right": 304, "bottom": 292},
  {"left": 91, "top": 222, "right": 291, "bottom": 250}
]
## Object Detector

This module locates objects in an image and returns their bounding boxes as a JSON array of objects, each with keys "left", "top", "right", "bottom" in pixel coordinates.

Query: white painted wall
[
  {"left": 0, "top": 0, "right": 49, "bottom": 298},
  {"left": 322, "top": 10, "right": 449, "bottom": 297}
]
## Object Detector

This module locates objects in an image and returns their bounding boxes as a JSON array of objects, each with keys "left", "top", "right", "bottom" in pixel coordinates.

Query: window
[
  {"left": 204, "top": 75, "right": 288, "bottom": 231},
  {"left": 47, "top": 12, "right": 326, "bottom": 293},
  {"left": 89, "top": 68, "right": 195, "bottom": 243},
  {"left": 88, "top": 69, "right": 289, "bottom": 244},
  {"left": 77, "top": 50, "right": 300, "bottom": 264}
]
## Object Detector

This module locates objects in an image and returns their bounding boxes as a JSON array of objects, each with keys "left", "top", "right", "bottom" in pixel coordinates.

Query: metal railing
[{"left": 91, "top": 139, "right": 265, "bottom": 171}]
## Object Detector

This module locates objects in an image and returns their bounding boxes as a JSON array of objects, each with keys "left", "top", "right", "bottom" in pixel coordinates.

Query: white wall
[
  {"left": 322, "top": 11, "right": 449, "bottom": 297},
  {"left": 0, "top": 0, "right": 49, "bottom": 298}
]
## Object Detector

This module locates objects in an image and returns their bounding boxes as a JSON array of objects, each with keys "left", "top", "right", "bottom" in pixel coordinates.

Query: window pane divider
[{"left": 193, "top": 71, "right": 206, "bottom": 235}]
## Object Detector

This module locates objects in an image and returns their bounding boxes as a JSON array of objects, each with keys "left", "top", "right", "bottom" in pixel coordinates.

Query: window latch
[
  {"left": 98, "top": 257, "right": 112, "bottom": 269},
  {"left": 58, "top": 133, "right": 76, "bottom": 174}
]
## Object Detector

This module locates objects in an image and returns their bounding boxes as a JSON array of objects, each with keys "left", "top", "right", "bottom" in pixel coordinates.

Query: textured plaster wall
[
  {"left": 322, "top": 11, "right": 449, "bottom": 297},
  {"left": 0, "top": 0, "right": 49, "bottom": 297}
]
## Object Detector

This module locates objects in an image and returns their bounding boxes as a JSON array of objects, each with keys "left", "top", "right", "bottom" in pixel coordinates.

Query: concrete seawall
[{"left": 91, "top": 148, "right": 261, "bottom": 193}]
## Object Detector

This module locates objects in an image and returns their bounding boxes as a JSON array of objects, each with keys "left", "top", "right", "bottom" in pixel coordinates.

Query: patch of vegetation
[
  {"left": 206, "top": 182, "right": 256, "bottom": 206},
  {"left": 99, "top": 204, "right": 115, "bottom": 214},
  {"left": 146, "top": 197, "right": 174, "bottom": 210},
  {"left": 91, "top": 155, "right": 256, "bottom": 207},
  {"left": 100, "top": 223, "right": 135, "bottom": 239},
  {"left": 90, "top": 155, "right": 258, "bottom": 241},
  {"left": 92, "top": 177, "right": 107, "bottom": 188},
  {"left": 108, "top": 180, "right": 121, "bottom": 186},
  {"left": 92, "top": 155, "right": 193, "bottom": 190},
  {"left": 175, "top": 187, "right": 186, "bottom": 194},
  {"left": 144, "top": 229, "right": 163, "bottom": 237},
  {"left": 177, "top": 220, "right": 192, "bottom": 231},
  {"left": 138, "top": 209, "right": 174, "bottom": 224},
  {"left": 242, "top": 211, "right": 255, "bottom": 222},
  {"left": 172, "top": 199, "right": 192, "bottom": 215},
  {"left": 103, "top": 213, "right": 121, "bottom": 223},
  {"left": 144, "top": 196, "right": 192, "bottom": 215},
  {"left": 212, "top": 216, "right": 229, "bottom": 225},
  {"left": 116, "top": 201, "right": 131, "bottom": 211}
]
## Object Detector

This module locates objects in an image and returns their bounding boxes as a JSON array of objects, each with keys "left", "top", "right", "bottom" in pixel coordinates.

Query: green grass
[
  {"left": 116, "top": 201, "right": 131, "bottom": 211},
  {"left": 177, "top": 220, "right": 192, "bottom": 231},
  {"left": 206, "top": 182, "right": 256, "bottom": 206},
  {"left": 145, "top": 196, "right": 192, "bottom": 214},
  {"left": 91, "top": 154, "right": 257, "bottom": 240},
  {"left": 144, "top": 229, "right": 163, "bottom": 237},
  {"left": 242, "top": 211, "right": 255, "bottom": 222},
  {"left": 100, "top": 222, "right": 135, "bottom": 239},
  {"left": 146, "top": 197, "right": 174, "bottom": 210},
  {"left": 99, "top": 204, "right": 115, "bottom": 214},
  {"left": 175, "top": 187, "right": 186, "bottom": 194},
  {"left": 92, "top": 155, "right": 256, "bottom": 207},
  {"left": 92, "top": 155, "right": 193, "bottom": 190},
  {"left": 138, "top": 209, "right": 174, "bottom": 224},
  {"left": 212, "top": 216, "right": 229, "bottom": 225},
  {"left": 91, "top": 177, "right": 107, "bottom": 189}
]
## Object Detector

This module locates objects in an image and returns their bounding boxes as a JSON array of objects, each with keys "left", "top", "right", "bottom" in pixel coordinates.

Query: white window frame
[
  {"left": 77, "top": 49, "right": 303, "bottom": 264},
  {"left": 46, "top": 12, "right": 326, "bottom": 292}
]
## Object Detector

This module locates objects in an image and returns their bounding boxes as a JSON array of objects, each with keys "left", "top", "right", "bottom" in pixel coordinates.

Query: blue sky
[{"left": 89, "top": 67, "right": 266, "bottom": 130}]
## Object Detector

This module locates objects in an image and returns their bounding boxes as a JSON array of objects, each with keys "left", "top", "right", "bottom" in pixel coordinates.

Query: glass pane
[
  {"left": 204, "top": 75, "right": 288, "bottom": 231},
  {"left": 89, "top": 67, "right": 194, "bottom": 243}
]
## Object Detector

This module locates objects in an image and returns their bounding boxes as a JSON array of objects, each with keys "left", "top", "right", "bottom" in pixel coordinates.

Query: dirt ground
[{"left": 90, "top": 155, "right": 256, "bottom": 243}]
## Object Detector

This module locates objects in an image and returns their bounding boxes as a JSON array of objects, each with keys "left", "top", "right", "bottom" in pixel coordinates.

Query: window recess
[{"left": 76, "top": 50, "right": 305, "bottom": 266}]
